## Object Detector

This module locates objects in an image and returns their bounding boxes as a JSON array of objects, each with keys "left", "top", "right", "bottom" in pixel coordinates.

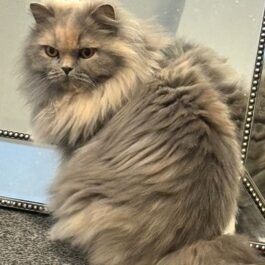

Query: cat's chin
[
  {"left": 52, "top": 78, "right": 84, "bottom": 92},
  {"left": 59, "top": 79, "right": 95, "bottom": 93}
]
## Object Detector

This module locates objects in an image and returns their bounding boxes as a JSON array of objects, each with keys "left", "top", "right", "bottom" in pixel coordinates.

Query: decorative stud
[
  {"left": 0, "top": 129, "right": 31, "bottom": 141},
  {"left": 0, "top": 196, "right": 48, "bottom": 214}
]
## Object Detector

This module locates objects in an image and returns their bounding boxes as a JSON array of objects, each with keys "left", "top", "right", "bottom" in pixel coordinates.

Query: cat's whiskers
[
  {"left": 46, "top": 71, "right": 66, "bottom": 85},
  {"left": 72, "top": 73, "right": 97, "bottom": 88},
  {"left": 47, "top": 72, "right": 64, "bottom": 80}
]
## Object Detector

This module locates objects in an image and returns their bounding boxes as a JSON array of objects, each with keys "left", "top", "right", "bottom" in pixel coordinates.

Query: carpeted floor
[{"left": 0, "top": 208, "right": 86, "bottom": 265}]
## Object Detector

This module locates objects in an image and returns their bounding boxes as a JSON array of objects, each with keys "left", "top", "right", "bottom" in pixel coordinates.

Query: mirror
[
  {"left": 242, "top": 14, "right": 265, "bottom": 248},
  {"left": 0, "top": 139, "right": 58, "bottom": 212},
  {"left": 1, "top": 0, "right": 265, "bottom": 260}
]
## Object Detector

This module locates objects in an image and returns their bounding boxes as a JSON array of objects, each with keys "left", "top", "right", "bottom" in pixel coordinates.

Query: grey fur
[{"left": 20, "top": 0, "right": 263, "bottom": 264}]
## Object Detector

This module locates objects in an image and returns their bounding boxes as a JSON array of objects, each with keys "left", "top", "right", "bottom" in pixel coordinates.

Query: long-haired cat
[{"left": 20, "top": 0, "right": 264, "bottom": 264}]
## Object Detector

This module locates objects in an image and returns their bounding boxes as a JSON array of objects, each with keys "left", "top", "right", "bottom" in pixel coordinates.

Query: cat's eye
[
  {"left": 44, "top": 46, "right": 59, "bottom": 58},
  {"left": 79, "top": 48, "right": 96, "bottom": 59}
]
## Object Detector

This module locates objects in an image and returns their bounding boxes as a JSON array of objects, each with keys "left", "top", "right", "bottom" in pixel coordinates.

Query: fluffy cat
[{"left": 20, "top": 0, "right": 264, "bottom": 264}]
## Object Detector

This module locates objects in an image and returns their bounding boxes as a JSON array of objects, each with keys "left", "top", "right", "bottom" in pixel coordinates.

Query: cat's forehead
[
  {"left": 54, "top": 19, "right": 79, "bottom": 49},
  {"left": 37, "top": 17, "right": 99, "bottom": 50}
]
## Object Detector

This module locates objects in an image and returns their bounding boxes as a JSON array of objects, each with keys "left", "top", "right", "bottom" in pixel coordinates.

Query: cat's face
[
  {"left": 22, "top": 1, "right": 162, "bottom": 147},
  {"left": 26, "top": 2, "right": 122, "bottom": 92}
]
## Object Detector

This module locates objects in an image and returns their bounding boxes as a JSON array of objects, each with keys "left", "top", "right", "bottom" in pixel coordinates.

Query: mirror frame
[{"left": 240, "top": 6, "right": 265, "bottom": 255}]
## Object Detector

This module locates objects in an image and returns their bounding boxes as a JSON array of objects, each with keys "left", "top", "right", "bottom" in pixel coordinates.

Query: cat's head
[
  {"left": 21, "top": 0, "right": 169, "bottom": 148},
  {"left": 26, "top": 1, "right": 125, "bottom": 92}
]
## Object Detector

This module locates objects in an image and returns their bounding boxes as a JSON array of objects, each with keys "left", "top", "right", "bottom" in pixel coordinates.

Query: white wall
[{"left": 0, "top": 0, "right": 33, "bottom": 133}]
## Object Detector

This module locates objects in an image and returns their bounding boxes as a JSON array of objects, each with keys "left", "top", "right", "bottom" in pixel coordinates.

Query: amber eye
[
  {"left": 44, "top": 46, "right": 59, "bottom": 58},
  {"left": 79, "top": 48, "right": 96, "bottom": 59}
]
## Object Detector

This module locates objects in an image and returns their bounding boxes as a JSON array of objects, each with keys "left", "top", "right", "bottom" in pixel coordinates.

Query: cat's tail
[{"left": 156, "top": 235, "right": 264, "bottom": 265}]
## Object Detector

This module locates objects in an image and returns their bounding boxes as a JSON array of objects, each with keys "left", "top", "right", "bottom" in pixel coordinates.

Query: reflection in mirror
[
  {"left": 244, "top": 59, "right": 265, "bottom": 243},
  {"left": 237, "top": 183, "right": 265, "bottom": 242},
  {"left": 0, "top": 139, "right": 58, "bottom": 204}
]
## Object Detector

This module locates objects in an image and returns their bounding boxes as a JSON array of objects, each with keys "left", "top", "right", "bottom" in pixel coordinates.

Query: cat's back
[{"left": 158, "top": 40, "right": 247, "bottom": 137}]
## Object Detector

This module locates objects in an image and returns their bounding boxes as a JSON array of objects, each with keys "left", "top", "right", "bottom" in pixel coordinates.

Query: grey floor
[{"left": 0, "top": 208, "right": 86, "bottom": 265}]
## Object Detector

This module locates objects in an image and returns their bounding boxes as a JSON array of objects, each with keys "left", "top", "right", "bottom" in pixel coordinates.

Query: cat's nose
[{"left": 62, "top": 67, "right": 73, "bottom": 75}]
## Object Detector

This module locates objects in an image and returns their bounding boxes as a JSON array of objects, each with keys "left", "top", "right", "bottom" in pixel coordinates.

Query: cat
[{"left": 20, "top": 0, "right": 264, "bottom": 264}]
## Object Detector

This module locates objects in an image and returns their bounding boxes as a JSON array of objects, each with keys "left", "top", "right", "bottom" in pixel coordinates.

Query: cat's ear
[
  {"left": 91, "top": 4, "right": 118, "bottom": 32},
  {"left": 30, "top": 3, "right": 54, "bottom": 24},
  {"left": 91, "top": 4, "right": 116, "bottom": 20}
]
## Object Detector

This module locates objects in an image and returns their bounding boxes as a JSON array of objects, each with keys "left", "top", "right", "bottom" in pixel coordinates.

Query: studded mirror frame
[{"left": 240, "top": 9, "right": 265, "bottom": 254}]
